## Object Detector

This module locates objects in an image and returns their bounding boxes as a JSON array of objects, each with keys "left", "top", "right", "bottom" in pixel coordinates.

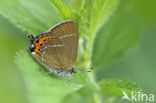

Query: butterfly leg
[
  {"left": 38, "top": 68, "right": 49, "bottom": 75},
  {"left": 57, "top": 76, "right": 61, "bottom": 80},
  {"left": 38, "top": 68, "right": 43, "bottom": 72},
  {"left": 68, "top": 76, "right": 71, "bottom": 86}
]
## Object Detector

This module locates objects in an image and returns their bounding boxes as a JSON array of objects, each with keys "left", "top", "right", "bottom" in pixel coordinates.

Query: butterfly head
[{"left": 27, "top": 34, "right": 36, "bottom": 52}]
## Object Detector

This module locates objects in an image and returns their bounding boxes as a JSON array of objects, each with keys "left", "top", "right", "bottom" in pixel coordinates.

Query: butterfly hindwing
[{"left": 35, "top": 21, "right": 78, "bottom": 71}]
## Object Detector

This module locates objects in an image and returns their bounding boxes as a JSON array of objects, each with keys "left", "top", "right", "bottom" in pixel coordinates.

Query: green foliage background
[{"left": 0, "top": 0, "right": 156, "bottom": 103}]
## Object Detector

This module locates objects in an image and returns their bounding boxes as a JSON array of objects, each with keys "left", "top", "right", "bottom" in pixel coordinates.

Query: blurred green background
[{"left": 0, "top": 0, "right": 156, "bottom": 103}]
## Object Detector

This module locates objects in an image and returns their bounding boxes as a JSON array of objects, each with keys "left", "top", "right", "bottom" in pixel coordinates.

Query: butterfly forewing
[{"left": 38, "top": 21, "right": 78, "bottom": 71}]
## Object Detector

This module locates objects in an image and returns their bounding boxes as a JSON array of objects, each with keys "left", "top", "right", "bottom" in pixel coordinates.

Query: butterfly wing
[{"left": 38, "top": 21, "right": 78, "bottom": 71}]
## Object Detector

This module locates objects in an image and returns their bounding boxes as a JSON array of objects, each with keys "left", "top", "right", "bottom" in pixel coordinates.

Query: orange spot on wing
[
  {"left": 39, "top": 38, "right": 44, "bottom": 44},
  {"left": 45, "top": 36, "right": 49, "bottom": 40},
  {"left": 33, "top": 35, "right": 58, "bottom": 52},
  {"left": 49, "top": 35, "right": 52, "bottom": 39},
  {"left": 34, "top": 42, "right": 40, "bottom": 47},
  {"left": 34, "top": 51, "right": 40, "bottom": 58}
]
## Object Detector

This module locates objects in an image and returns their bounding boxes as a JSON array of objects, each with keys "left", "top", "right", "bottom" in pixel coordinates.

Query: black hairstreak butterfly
[{"left": 28, "top": 21, "right": 78, "bottom": 81}]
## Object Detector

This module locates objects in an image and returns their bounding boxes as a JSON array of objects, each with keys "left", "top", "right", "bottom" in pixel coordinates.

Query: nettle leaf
[
  {"left": 78, "top": 0, "right": 120, "bottom": 38},
  {"left": 61, "top": 84, "right": 100, "bottom": 103},
  {"left": 49, "top": 0, "right": 79, "bottom": 21},
  {"left": 90, "top": 0, "right": 120, "bottom": 35},
  {"left": 98, "top": 79, "right": 142, "bottom": 96},
  {"left": 0, "top": 0, "right": 60, "bottom": 34},
  {"left": 69, "top": 0, "right": 84, "bottom": 12},
  {"left": 92, "top": 0, "right": 141, "bottom": 68}
]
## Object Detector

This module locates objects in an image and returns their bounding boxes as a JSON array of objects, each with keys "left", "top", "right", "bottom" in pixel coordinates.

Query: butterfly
[{"left": 28, "top": 21, "right": 78, "bottom": 81}]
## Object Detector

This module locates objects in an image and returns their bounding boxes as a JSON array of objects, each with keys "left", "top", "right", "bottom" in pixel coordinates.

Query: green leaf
[
  {"left": 70, "top": 0, "right": 84, "bottom": 12},
  {"left": 92, "top": 0, "right": 141, "bottom": 68},
  {"left": 76, "top": 0, "right": 120, "bottom": 38},
  {"left": 90, "top": 0, "right": 120, "bottom": 34},
  {"left": 49, "top": 0, "right": 79, "bottom": 21},
  {"left": 0, "top": 0, "right": 60, "bottom": 34},
  {"left": 78, "top": 0, "right": 120, "bottom": 66},
  {"left": 61, "top": 84, "right": 100, "bottom": 103},
  {"left": 98, "top": 79, "right": 142, "bottom": 96}
]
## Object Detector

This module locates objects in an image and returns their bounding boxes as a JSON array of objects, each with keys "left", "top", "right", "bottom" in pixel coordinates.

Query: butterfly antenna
[
  {"left": 76, "top": 67, "right": 95, "bottom": 72},
  {"left": 27, "top": 34, "right": 35, "bottom": 45},
  {"left": 87, "top": 67, "right": 94, "bottom": 72},
  {"left": 27, "top": 34, "right": 34, "bottom": 40}
]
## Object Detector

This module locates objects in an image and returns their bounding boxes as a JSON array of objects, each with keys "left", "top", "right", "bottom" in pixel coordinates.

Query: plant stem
[{"left": 84, "top": 34, "right": 102, "bottom": 103}]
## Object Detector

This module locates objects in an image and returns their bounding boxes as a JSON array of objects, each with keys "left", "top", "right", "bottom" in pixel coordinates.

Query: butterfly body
[{"left": 28, "top": 21, "right": 78, "bottom": 78}]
